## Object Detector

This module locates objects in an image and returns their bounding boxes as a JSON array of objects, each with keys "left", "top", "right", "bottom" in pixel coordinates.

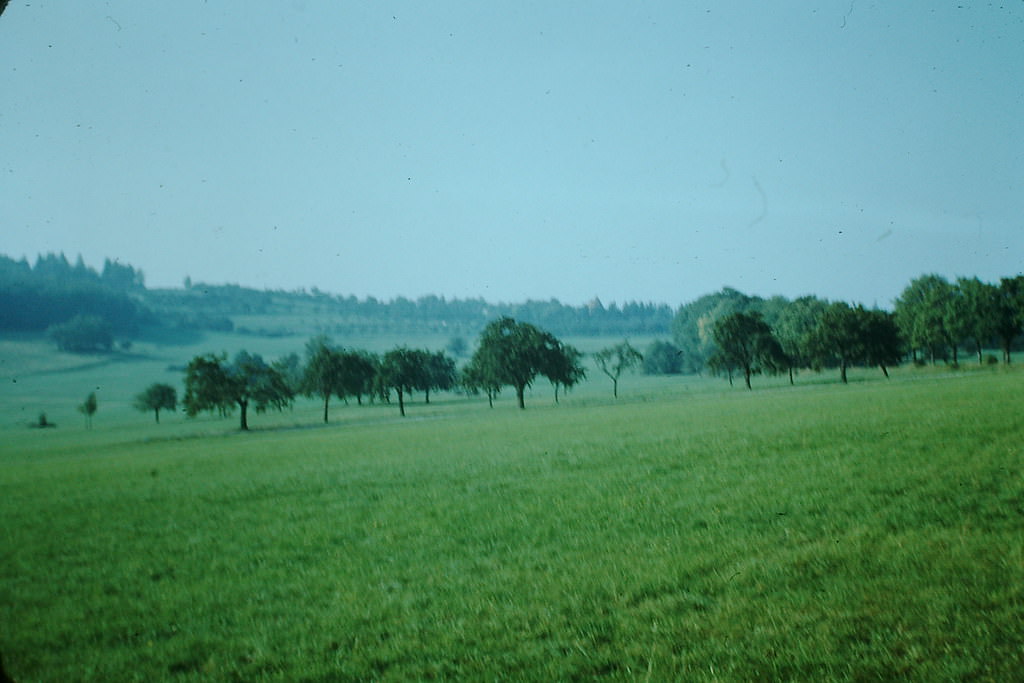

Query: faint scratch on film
[{"left": 748, "top": 176, "right": 767, "bottom": 227}]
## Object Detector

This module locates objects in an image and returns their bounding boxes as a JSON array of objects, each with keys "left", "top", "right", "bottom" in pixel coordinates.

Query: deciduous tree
[
  {"left": 956, "top": 277, "right": 1000, "bottom": 364},
  {"left": 773, "top": 296, "right": 828, "bottom": 384},
  {"left": 642, "top": 340, "right": 683, "bottom": 375},
  {"left": 183, "top": 351, "right": 293, "bottom": 430},
  {"left": 895, "top": 275, "right": 954, "bottom": 364},
  {"left": 302, "top": 335, "right": 344, "bottom": 423},
  {"left": 995, "top": 276, "right": 1024, "bottom": 364},
  {"left": 594, "top": 340, "right": 643, "bottom": 398},
  {"left": 543, "top": 341, "right": 586, "bottom": 403},
  {"left": 378, "top": 347, "right": 423, "bottom": 416},
  {"left": 461, "top": 353, "right": 503, "bottom": 408},
  {"left": 134, "top": 383, "right": 177, "bottom": 423},
  {"left": 78, "top": 391, "right": 98, "bottom": 429},
  {"left": 420, "top": 350, "right": 457, "bottom": 404},
  {"left": 710, "top": 312, "right": 785, "bottom": 390},
  {"left": 470, "top": 317, "right": 572, "bottom": 409},
  {"left": 337, "top": 349, "right": 379, "bottom": 405}
]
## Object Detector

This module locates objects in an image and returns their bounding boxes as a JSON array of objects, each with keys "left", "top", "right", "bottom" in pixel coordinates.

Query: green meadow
[{"left": 1, "top": 334, "right": 1022, "bottom": 681}]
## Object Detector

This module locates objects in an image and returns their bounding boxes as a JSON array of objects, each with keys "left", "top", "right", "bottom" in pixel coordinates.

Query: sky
[{"left": 1, "top": 1, "right": 1021, "bottom": 308}]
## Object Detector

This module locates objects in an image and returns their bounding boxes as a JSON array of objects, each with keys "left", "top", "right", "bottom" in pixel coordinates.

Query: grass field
[{"left": 1, "top": 333, "right": 1022, "bottom": 681}]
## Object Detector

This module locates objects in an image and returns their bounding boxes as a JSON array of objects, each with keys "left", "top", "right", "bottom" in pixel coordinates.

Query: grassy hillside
[{"left": 1, "top": 337, "right": 1022, "bottom": 681}]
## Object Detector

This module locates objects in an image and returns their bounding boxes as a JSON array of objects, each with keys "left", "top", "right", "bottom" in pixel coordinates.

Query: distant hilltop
[{"left": 0, "top": 252, "right": 675, "bottom": 339}]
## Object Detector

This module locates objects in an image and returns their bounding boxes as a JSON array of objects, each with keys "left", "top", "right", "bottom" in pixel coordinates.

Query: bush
[
  {"left": 47, "top": 314, "right": 113, "bottom": 353},
  {"left": 643, "top": 340, "right": 684, "bottom": 375}
]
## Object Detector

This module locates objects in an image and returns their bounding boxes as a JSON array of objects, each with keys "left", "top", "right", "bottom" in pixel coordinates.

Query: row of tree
[
  {"left": 671, "top": 274, "right": 1024, "bottom": 382},
  {"left": 178, "top": 317, "right": 593, "bottom": 430},
  {"left": 707, "top": 303, "right": 902, "bottom": 389},
  {"left": 894, "top": 274, "right": 1024, "bottom": 365}
]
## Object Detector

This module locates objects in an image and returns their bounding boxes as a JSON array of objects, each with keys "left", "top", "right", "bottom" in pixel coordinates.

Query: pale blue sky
[{"left": 2, "top": 2, "right": 1021, "bottom": 307}]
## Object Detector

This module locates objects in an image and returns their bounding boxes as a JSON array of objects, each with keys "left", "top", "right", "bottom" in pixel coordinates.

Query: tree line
[
  {"left": 0, "top": 253, "right": 150, "bottom": 339},
  {"left": 171, "top": 317, "right": 590, "bottom": 430},
  {"left": 1, "top": 252, "right": 674, "bottom": 344},
  {"left": 115, "top": 272, "right": 1024, "bottom": 430},
  {"left": 671, "top": 274, "right": 1024, "bottom": 388}
]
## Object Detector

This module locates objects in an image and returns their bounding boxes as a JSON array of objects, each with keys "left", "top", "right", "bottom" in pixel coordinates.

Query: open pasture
[{"left": 1, "top": 349, "right": 1022, "bottom": 680}]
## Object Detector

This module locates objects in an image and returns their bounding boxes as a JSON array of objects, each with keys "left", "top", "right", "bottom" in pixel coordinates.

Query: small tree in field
[
  {"left": 544, "top": 342, "right": 586, "bottom": 403},
  {"left": 79, "top": 391, "right": 98, "bottom": 429},
  {"left": 710, "top": 311, "right": 785, "bottom": 390},
  {"left": 594, "top": 340, "right": 643, "bottom": 398},
  {"left": 301, "top": 335, "right": 344, "bottom": 423},
  {"left": 134, "top": 383, "right": 177, "bottom": 423},
  {"left": 469, "top": 317, "right": 579, "bottom": 409},
  {"left": 378, "top": 347, "right": 423, "bottom": 417}
]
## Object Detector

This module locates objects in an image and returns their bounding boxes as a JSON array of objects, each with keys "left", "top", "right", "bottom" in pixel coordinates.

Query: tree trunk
[
  {"left": 612, "top": 378, "right": 619, "bottom": 398},
  {"left": 840, "top": 360, "right": 848, "bottom": 384},
  {"left": 397, "top": 388, "right": 405, "bottom": 416},
  {"left": 880, "top": 364, "right": 889, "bottom": 378},
  {"left": 743, "top": 366, "right": 752, "bottom": 390},
  {"left": 487, "top": 389, "right": 494, "bottom": 408},
  {"left": 515, "top": 383, "right": 526, "bottom": 410},
  {"left": 154, "top": 409, "right": 160, "bottom": 424},
  {"left": 425, "top": 388, "right": 431, "bottom": 405},
  {"left": 788, "top": 366, "right": 794, "bottom": 385},
  {"left": 239, "top": 399, "right": 249, "bottom": 430}
]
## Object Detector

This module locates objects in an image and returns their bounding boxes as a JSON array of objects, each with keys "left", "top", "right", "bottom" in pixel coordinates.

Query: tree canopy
[
  {"left": 378, "top": 347, "right": 423, "bottom": 417},
  {"left": 134, "top": 383, "right": 177, "bottom": 423},
  {"left": 642, "top": 340, "right": 683, "bottom": 375},
  {"left": 301, "top": 335, "right": 346, "bottom": 423},
  {"left": 469, "top": 317, "right": 583, "bottom": 409},
  {"left": 709, "top": 312, "right": 785, "bottom": 390},
  {"left": 594, "top": 340, "right": 643, "bottom": 398},
  {"left": 183, "top": 351, "right": 293, "bottom": 430}
]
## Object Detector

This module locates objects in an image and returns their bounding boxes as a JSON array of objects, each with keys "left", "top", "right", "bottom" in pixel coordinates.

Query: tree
[
  {"left": 995, "top": 276, "right": 1024, "bottom": 364},
  {"left": 895, "top": 275, "right": 954, "bottom": 364},
  {"left": 337, "top": 349, "right": 378, "bottom": 405},
  {"left": 710, "top": 312, "right": 785, "bottom": 390},
  {"left": 183, "top": 351, "right": 293, "bottom": 430},
  {"left": 273, "top": 352, "right": 304, "bottom": 398},
  {"left": 543, "top": 342, "right": 587, "bottom": 403},
  {"left": 642, "top": 340, "right": 683, "bottom": 375},
  {"left": 773, "top": 296, "right": 829, "bottom": 384},
  {"left": 378, "top": 347, "right": 423, "bottom": 416},
  {"left": 134, "top": 383, "right": 177, "bottom": 423},
  {"left": 861, "top": 308, "right": 904, "bottom": 378},
  {"left": 461, "top": 353, "right": 503, "bottom": 408},
  {"left": 78, "top": 391, "right": 98, "bottom": 429},
  {"left": 806, "top": 302, "right": 866, "bottom": 384},
  {"left": 470, "top": 317, "right": 569, "bottom": 409},
  {"left": 593, "top": 340, "right": 643, "bottom": 398},
  {"left": 671, "top": 287, "right": 762, "bottom": 374},
  {"left": 956, "top": 277, "right": 1001, "bottom": 364},
  {"left": 420, "top": 350, "right": 457, "bottom": 404},
  {"left": 301, "top": 335, "right": 344, "bottom": 423}
]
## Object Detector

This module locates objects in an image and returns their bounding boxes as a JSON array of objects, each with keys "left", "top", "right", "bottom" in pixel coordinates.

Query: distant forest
[{"left": 0, "top": 253, "right": 675, "bottom": 339}]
